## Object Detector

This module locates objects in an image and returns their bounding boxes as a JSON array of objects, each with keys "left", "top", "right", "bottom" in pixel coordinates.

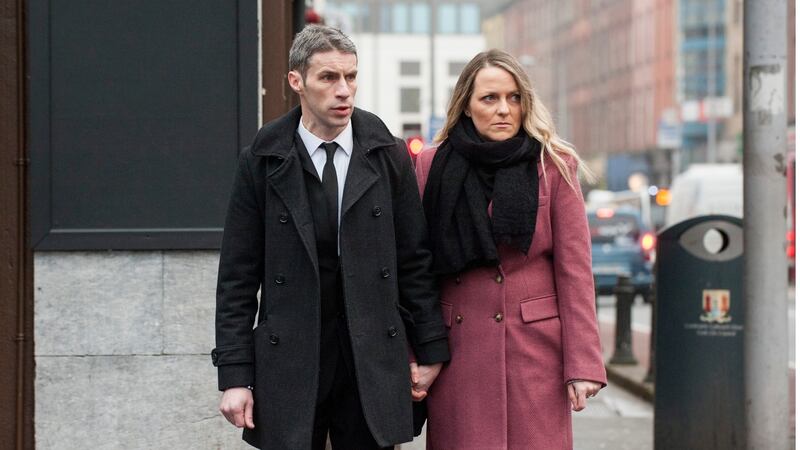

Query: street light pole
[{"left": 743, "top": 0, "right": 789, "bottom": 449}]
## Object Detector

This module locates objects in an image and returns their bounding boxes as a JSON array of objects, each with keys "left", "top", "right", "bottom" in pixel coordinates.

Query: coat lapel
[
  {"left": 341, "top": 144, "right": 379, "bottom": 220},
  {"left": 266, "top": 148, "right": 319, "bottom": 272}
]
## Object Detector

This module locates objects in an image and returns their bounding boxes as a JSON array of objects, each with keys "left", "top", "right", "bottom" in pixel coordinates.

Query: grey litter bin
[{"left": 653, "top": 215, "right": 744, "bottom": 450}]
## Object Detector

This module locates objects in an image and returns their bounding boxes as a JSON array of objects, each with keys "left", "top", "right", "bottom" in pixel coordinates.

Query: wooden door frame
[{"left": 0, "top": 0, "right": 34, "bottom": 448}]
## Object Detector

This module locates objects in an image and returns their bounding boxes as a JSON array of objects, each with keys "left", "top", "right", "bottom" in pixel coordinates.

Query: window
[
  {"left": 400, "top": 87, "right": 421, "bottom": 113},
  {"left": 402, "top": 123, "right": 422, "bottom": 138},
  {"left": 400, "top": 61, "right": 421, "bottom": 76},
  {"left": 438, "top": 4, "right": 457, "bottom": 34},
  {"left": 459, "top": 4, "right": 480, "bottom": 34},
  {"left": 410, "top": 3, "right": 430, "bottom": 34},
  {"left": 392, "top": 3, "right": 409, "bottom": 33},
  {"left": 448, "top": 61, "right": 467, "bottom": 77}
]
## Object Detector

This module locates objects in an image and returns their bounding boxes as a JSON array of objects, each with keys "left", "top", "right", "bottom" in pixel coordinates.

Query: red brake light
[
  {"left": 641, "top": 232, "right": 656, "bottom": 252},
  {"left": 596, "top": 208, "right": 615, "bottom": 219}
]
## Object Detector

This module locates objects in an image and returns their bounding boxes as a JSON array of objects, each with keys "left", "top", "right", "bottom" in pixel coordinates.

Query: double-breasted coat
[
  {"left": 212, "top": 107, "right": 450, "bottom": 449},
  {"left": 415, "top": 147, "right": 607, "bottom": 450}
]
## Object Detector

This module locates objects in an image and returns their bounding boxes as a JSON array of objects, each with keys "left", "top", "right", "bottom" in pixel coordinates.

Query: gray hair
[{"left": 288, "top": 24, "right": 357, "bottom": 80}]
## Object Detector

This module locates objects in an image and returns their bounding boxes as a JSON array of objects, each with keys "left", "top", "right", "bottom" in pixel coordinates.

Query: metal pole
[
  {"left": 743, "top": 0, "right": 790, "bottom": 448},
  {"left": 609, "top": 276, "right": 638, "bottom": 365},
  {"left": 706, "top": 0, "right": 717, "bottom": 163}
]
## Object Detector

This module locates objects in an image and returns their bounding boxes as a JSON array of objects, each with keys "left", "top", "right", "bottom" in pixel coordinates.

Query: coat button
[
  {"left": 274, "top": 274, "right": 285, "bottom": 285},
  {"left": 455, "top": 276, "right": 461, "bottom": 284},
  {"left": 495, "top": 274, "right": 504, "bottom": 283},
  {"left": 455, "top": 315, "right": 464, "bottom": 324},
  {"left": 388, "top": 326, "right": 398, "bottom": 337},
  {"left": 279, "top": 213, "right": 289, "bottom": 224},
  {"left": 494, "top": 312, "right": 504, "bottom": 322},
  {"left": 211, "top": 350, "right": 219, "bottom": 365},
  {"left": 269, "top": 334, "right": 280, "bottom": 345},
  {"left": 372, "top": 206, "right": 382, "bottom": 217},
  {"left": 381, "top": 267, "right": 390, "bottom": 278}
]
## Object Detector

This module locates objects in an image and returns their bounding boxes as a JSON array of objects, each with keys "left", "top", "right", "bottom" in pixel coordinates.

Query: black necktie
[{"left": 321, "top": 142, "right": 339, "bottom": 234}]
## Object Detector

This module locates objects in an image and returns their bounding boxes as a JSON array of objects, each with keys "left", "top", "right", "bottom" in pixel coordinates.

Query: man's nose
[{"left": 334, "top": 78, "right": 351, "bottom": 98}]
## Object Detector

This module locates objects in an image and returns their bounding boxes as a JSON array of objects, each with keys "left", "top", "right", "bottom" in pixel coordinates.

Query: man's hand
[
  {"left": 409, "top": 362, "right": 443, "bottom": 401},
  {"left": 567, "top": 380, "right": 602, "bottom": 412},
  {"left": 219, "top": 387, "right": 255, "bottom": 429}
]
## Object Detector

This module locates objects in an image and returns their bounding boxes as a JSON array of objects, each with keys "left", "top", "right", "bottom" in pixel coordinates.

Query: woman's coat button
[
  {"left": 269, "top": 334, "right": 280, "bottom": 345},
  {"left": 372, "top": 206, "right": 382, "bottom": 217},
  {"left": 278, "top": 213, "right": 289, "bottom": 224},
  {"left": 455, "top": 315, "right": 464, "bottom": 324},
  {"left": 274, "top": 274, "right": 286, "bottom": 285},
  {"left": 388, "top": 326, "right": 398, "bottom": 337},
  {"left": 495, "top": 274, "right": 504, "bottom": 283},
  {"left": 381, "top": 267, "right": 390, "bottom": 278},
  {"left": 494, "top": 312, "right": 504, "bottom": 322}
]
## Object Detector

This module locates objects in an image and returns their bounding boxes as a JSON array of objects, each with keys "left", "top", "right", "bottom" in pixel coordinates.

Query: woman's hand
[
  {"left": 410, "top": 362, "right": 443, "bottom": 401},
  {"left": 567, "top": 380, "right": 602, "bottom": 412}
]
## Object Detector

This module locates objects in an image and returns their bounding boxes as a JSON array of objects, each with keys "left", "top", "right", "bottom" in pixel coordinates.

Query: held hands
[
  {"left": 410, "top": 362, "right": 443, "bottom": 401},
  {"left": 220, "top": 387, "right": 255, "bottom": 429},
  {"left": 567, "top": 380, "right": 602, "bottom": 412}
]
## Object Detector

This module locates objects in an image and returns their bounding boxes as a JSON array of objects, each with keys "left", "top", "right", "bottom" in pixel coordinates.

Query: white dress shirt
[{"left": 296, "top": 118, "right": 353, "bottom": 227}]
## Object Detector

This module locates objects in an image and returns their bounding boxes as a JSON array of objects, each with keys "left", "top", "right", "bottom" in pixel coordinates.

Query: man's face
[{"left": 288, "top": 50, "right": 358, "bottom": 140}]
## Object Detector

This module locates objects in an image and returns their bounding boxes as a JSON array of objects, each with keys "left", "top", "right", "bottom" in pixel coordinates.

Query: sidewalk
[{"left": 597, "top": 304, "right": 654, "bottom": 403}]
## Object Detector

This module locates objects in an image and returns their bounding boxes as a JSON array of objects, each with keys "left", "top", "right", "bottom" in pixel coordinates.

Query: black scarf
[{"left": 423, "top": 115, "right": 541, "bottom": 275}]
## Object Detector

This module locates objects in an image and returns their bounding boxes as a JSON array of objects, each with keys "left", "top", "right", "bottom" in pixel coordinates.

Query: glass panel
[
  {"left": 459, "top": 4, "right": 480, "bottom": 34},
  {"left": 392, "top": 3, "right": 409, "bottom": 33},
  {"left": 410, "top": 3, "right": 430, "bottom": 34},
  {"left": 437, "top": 4, "right": 457, "bottom": 34}
]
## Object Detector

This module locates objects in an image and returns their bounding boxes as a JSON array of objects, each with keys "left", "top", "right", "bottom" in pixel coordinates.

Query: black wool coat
[{"left": 212, "top": 106, "right": 450, "bottom": 449}]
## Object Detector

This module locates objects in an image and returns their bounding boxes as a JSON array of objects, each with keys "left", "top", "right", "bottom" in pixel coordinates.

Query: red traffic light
[{"left": 406, "top": 136, "right": 424, "bottom": 156}]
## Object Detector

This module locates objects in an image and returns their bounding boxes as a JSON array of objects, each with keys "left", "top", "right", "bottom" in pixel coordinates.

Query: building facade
[
  {"left": 324, "top": 1, "right": 486, "bottom": 142},
  {"left": 494, "top": 0, "right": 678, "bottom": 189}
]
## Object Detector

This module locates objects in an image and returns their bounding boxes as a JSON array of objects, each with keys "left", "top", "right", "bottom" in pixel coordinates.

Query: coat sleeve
[
  {"left": 390, "top": 141, "right": 450, "bottom": 365},
  {"left": 211, "top": 148, "right": 264, "bottom": 391},
  {"left": 551, "top": 161, "right": 608, "bottom": 387}
]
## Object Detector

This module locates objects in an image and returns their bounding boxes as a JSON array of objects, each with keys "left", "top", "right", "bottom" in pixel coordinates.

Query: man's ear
[{"left": 287, "top": 70, "right": 304, "bottom": 94}]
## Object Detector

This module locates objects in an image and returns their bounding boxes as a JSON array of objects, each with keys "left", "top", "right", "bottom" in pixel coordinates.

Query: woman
[{"left": 415, "top": 49, "right": 607, "bottom": 449}]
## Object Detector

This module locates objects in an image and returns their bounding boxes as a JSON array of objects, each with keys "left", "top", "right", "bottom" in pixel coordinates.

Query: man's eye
[{"left": 346, "top": 74, "right": 356, "bottom": 81}]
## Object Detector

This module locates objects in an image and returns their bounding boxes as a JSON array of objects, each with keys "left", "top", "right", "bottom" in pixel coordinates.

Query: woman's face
[{"left": 465, "top": 66, "right": 523, "bottom": 142}]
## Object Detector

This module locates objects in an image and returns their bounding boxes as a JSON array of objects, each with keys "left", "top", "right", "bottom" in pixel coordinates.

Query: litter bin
[{"left": 653, "top": 215, "right": 744, "bottom": 450}]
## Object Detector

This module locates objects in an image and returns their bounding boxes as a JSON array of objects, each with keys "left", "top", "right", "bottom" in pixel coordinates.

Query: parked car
[{"left": 588, "top": 207, "right": 655, "bottom": 298}]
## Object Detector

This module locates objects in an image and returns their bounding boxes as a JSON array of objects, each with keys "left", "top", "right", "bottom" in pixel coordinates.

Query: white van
[{"left": 665, "top": 164, "right": 743, "bottom": 227}]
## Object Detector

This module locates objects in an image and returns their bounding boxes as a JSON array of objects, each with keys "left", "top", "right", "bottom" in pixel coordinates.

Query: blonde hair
[{"left": 435, "top": 49, "right": 592, "bottom": 189}]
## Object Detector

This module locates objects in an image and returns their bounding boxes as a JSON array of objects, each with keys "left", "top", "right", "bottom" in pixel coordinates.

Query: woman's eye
[
  {"left": 511, "top": 94, "right": 521, "bottom": 102},
  {"left": 482, "top": 95, "right": 495, "bottom": 101}
]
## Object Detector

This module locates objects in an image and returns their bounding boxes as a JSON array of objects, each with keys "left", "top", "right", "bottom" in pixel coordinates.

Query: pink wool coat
[{"left": 415, "top": 147, "right": 607, "bottom": 450}]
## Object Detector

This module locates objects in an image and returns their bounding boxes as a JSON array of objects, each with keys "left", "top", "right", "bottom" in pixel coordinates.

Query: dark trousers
[{"left": 311, "top": 316, "right": 391, "bottom": 450}]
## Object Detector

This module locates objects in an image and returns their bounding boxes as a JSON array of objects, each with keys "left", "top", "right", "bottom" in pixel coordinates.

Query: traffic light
[
  {"left": 405, "top": 136, "right": 424, "bottom": 161},
  {"left": 655, "top": 188, "right": 672, "bottom": 206}
]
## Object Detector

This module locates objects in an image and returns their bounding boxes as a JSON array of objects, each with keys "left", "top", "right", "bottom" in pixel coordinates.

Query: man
[{"left": 211, "top": 25, "right": 449, "bottom": 449}]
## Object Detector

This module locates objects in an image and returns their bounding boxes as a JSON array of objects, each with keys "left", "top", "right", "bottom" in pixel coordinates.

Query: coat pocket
[
  {"left": 520, "top": 294, "right": 559, "bottom": 323},
  {"left": 440, "top": 302, "right": 453, "bottom": 328}
]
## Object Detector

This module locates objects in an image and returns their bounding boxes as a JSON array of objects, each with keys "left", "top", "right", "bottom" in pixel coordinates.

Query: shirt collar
[{"left": 297, "top": 118, "right": 354, "bottom": 157}]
